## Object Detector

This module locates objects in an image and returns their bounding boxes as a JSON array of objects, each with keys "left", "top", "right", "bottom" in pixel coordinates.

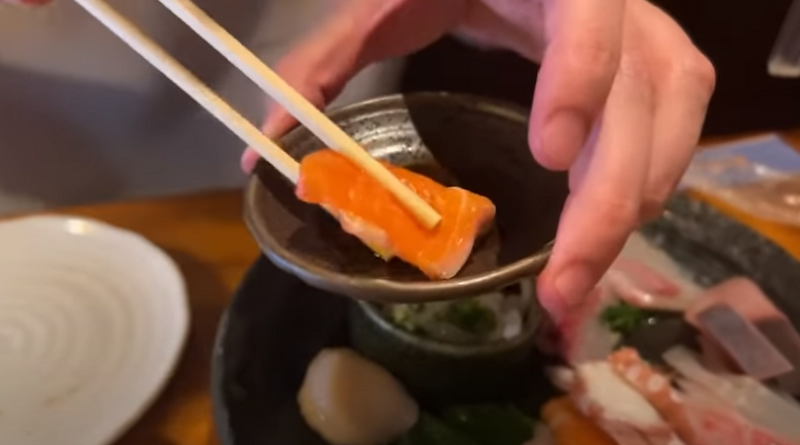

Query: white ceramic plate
[{"left": 0, "top": 215, "right": 189, "bottom": 445}]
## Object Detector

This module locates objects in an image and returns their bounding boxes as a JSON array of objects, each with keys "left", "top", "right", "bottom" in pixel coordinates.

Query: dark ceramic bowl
[
  {"left": 244, "top": 93, "right": 568, "bottom": 303},
  {"left": 348, "top": 277, "right": 544, "bottom": 406},
  {"left": 212, "top": 194, "right": 800, "bottom": 445}
]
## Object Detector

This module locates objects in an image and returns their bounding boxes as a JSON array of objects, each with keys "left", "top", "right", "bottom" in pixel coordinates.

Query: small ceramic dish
[
  {"left": 244, "top": 93, "right": 569, "bottom": 303},
  {"left": 348, "top": 277, "right": 545, "bottom": 406},
  {"left": 0, "top": 215, "right": 188, "bottom": 445}
]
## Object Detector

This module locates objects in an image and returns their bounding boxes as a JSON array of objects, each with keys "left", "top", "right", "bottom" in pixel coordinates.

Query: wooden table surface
[
  {"left": 59, "top": 190, "right": 259, "bottom": 445},
  {"left": 22, "top": 131, "right": 800, "bottom": 445}
]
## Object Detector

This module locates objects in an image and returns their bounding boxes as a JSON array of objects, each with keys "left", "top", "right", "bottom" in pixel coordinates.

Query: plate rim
[{"left": 0, "top": 213, "right": 191, "bottom": 445}]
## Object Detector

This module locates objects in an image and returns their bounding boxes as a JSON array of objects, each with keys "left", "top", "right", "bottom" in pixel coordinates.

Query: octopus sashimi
[
  {"left": 297, "top": 149, "right": 495, "bottom": 280},
  {"left": 569, "top": 360, "right": 685, "bottom": 445},
  {"left": 608, "top": 348, "right": 704, "bottom": 445},
  {"left": 600, "top": 347, "right": 800, "bottom": 445}
]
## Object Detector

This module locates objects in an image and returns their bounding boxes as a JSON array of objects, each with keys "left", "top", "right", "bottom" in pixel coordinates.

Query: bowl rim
[
  {"left": 351, "top": 282, "right": 544, "bottom": 358},
  {"left": 243, "top": 92, "right": 555, "bottom": 302}
]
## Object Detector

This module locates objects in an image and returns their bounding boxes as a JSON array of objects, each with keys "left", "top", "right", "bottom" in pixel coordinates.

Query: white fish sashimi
[
  {"left": 607, "top": 233, "right": 704, "bottom": 311},
  {"left": 675, "top": 379, "right": 756, "bottom": 445},
  {"left": 620, "top": 234, "right": 704, "bottom": 296},
  {"left": 560, "top": 287, "right": 620, "bottom": 365},
  {"left": 664, "top": 346, "right": 800, "bottom": 443},
  {"left": 677, "top": 378, "right": 800, "bottom": 445}
]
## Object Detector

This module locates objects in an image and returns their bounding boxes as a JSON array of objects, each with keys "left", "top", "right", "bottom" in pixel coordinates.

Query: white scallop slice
[{"left": 0, "top": 215, "right": 189, "bottom": 445}]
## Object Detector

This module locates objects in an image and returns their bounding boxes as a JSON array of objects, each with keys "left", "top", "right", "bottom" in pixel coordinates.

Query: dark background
[{"left": 400, "top": 0, "right": 800, "bottom": 136}]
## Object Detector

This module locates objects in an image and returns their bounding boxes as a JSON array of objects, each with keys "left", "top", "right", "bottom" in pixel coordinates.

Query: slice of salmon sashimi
[{"left": 296, "top": 149, "right": 496, "bottom": 280}]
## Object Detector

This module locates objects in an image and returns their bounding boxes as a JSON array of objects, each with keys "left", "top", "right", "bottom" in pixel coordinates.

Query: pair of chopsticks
[{"left": 72, "top": 0, "right": 442, "bottom": 230}]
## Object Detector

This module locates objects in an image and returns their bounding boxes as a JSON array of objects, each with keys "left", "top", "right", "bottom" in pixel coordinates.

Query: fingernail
[
  {"left": 541, "top": 111, "right": 588, "bottom": 168},
  {"left": 554, "top": 264, "right": 596, "bottom": 309}
]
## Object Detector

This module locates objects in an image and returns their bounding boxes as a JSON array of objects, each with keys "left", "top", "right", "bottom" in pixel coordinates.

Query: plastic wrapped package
[
  {"left": 680, "top": 135, "right": 800, "bottom": 227},
  {"left": 769, "top": 0, "right": 800, "bottom": 78}
]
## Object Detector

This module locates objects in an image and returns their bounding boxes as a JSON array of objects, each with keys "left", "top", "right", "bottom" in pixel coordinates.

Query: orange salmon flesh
[{"left": 296, "top": 149, "right": 496, "bottom": 280}]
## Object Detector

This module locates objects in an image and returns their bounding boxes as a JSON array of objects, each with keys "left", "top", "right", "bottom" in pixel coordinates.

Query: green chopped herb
[
  {"left": 388, "top": 304, "right": 429, "bottom": 336},
  {"left": 441, "top": 299, "right": 496, "bottom": 336},
  {"left": 399, "top": 413, "right": 484, "bottom": 445},
  {"left": 409, "top": 303, "right": 427, "bottom": 313},
  {"left": 442, "top": 405, "right": 534, "bottom": 445},
  {"left": 389, "top": 306, "right": 414, "bottom": 329},
  {"left": 601, "top": 302, "right": 658, "bottom": 335}
]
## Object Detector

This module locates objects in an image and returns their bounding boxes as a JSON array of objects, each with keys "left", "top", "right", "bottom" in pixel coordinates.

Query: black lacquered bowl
[{"left": 213, "top": 191, "right": 800, "bottom": 445}]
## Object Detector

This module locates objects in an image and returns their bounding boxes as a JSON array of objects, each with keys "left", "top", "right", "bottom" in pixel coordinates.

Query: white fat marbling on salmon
[{"left": 430, "top": 188, "right": 473, "bottom": 279}]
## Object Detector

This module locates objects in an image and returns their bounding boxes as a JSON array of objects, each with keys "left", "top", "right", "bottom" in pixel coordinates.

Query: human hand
[{"left": 244, "top": 0, "right": 715, "bottom": 326}]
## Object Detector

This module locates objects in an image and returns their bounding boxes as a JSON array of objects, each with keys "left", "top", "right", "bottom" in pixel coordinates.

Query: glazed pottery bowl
[
  {"left": 348, "top": 276, "right": 546, "bottom": 406},
  {"left": 244, "top": 93, "right": 569, "bottom": 303}
]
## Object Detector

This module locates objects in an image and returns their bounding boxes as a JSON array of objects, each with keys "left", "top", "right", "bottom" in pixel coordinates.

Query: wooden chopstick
[
  {"left": 72, "top": 0, "right": 301, "bottom": 184},
  {"left": 73, "top": 0, "right": 441, "bottom": 229},
  {"left": 152, "top": 0, "right": 443, "bottom": 230}
]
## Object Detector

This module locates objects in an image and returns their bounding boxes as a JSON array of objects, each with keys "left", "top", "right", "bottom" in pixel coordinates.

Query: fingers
[
  {"left": 528, "top": 0, "right": 626, "bottom": 171},
  {"left": 242, "top": 12, "right": 361, "bottom": 173},
  {"left": 241, "top": 85, "right": 323, "bottom": 173},
  {"left": 536, "top": 2, "right": 715, "bottom": 323},
  {"left": 242, "top": 0, "right": 465, "bottom": 173},
  {"left": 634, "top": 1, "right": 716, "bottom": 220},
  {"left": 241, "top": 68, "right": 328, "bottom": 173},
  {"left": 537, "top": 37, "right": 655, "bottom": 324}
]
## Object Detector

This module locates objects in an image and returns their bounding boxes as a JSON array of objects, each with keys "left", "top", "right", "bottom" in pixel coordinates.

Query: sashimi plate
[
  {"left": 0, "top": 215, "right": 189, "bottom": 445},
  {"left": 212, "top": 193, "right": 800, "bottom": 445}
]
